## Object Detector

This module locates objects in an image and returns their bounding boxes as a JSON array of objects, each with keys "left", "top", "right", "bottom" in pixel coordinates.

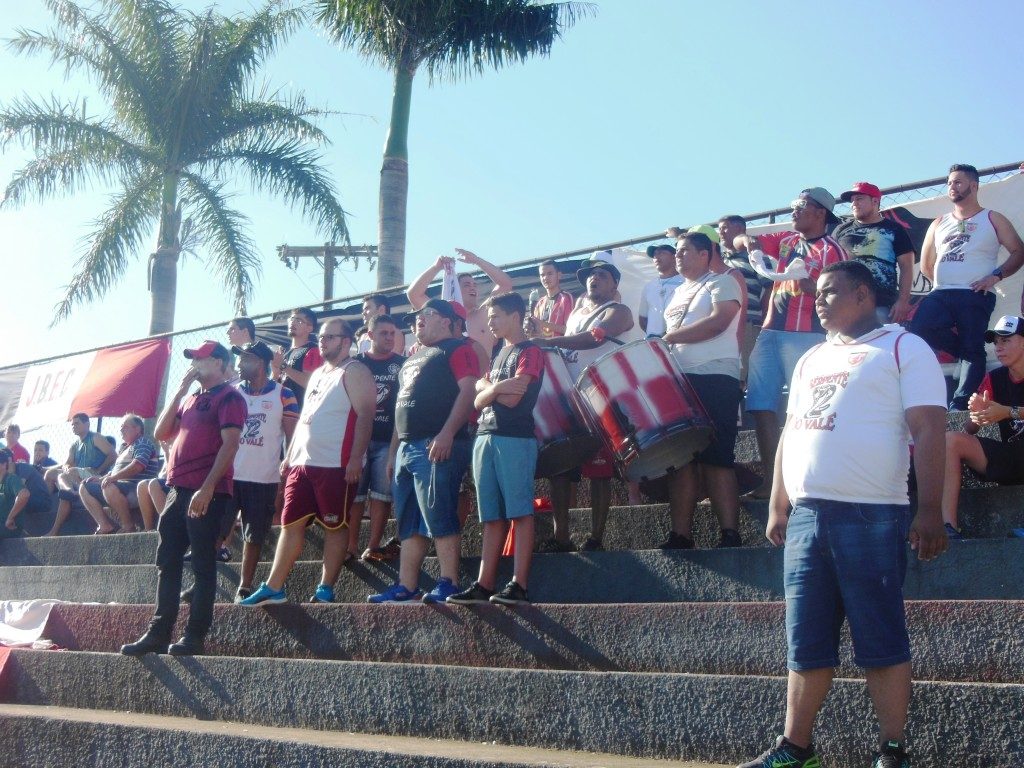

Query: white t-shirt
[
  {"left": 664, "top": 272, "right": 742, "bottom": 377},
  {"left": 782, "top": 327, "right": 946, "bottom": 505},
  {"left": 638, "top": 275, "right": 683, "bottom": 337},
  {"left": 233, "top": 381, "right": 287, "bottom": 484},
  {"left": 288, "top": 362, "right": 358, "bottom": 468},
  {"left": 933, "top": 210, "right": 1001, "bottom": 290}
]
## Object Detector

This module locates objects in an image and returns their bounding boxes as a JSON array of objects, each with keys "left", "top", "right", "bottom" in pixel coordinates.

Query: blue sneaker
[
  {"left": 367, "top": 583, "right": 422, "bottom": 604},
  {"left": 421, "top": 577, "right": 460, "bottom": 603},
  {"left": 239, "top": 582, "right": 287, "bottom": 606},
  {"left": 1008, "top": 528, "right": 1024, "bottom": 538},
  {"left": 310, "top": 583, "right": 334, "bottom": 603}
]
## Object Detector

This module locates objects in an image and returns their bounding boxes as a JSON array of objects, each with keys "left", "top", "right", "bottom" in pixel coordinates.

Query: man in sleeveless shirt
[
  {"left": 44, "top": 413, "right": 116, "bottom": 536},
  {"left": 228, "top": 341, "right": 299, "bottom": 602},
  {"left": 241, "top": 319, "right": 376, "bottom": 606},
  {"left": 540, "top": 258, "right": 634, "bottom": 552},
  {"left": 909, "top": 163, "right": 1024, "bottom": 410}
]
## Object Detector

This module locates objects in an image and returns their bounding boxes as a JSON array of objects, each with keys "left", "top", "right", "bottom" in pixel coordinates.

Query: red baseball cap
[
  {"left": 183, "top": 340, "right": 232, "bottom": 361},
  {"left": 840, "top": 182, "right": 882, "bottom": 202}
]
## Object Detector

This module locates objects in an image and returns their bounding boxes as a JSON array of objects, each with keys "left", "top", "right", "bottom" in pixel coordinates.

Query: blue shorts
[
  {"left": 745, "top": 329, "right": 824, "bottom": 413},
  {"left": 83, "top": 477, "right": 137, "bottom": 504},
  {"left": 473, "top": 434, "right": 538, "bottom": 523},
  {"left": 393, "top": 438, "right": 471, "bottom": 540},
  {"left": 355, "top": 440, "right": 393, "bottom": 503},
  {"left": 784, "top": 498, "right": 911, "bottom": 671}
]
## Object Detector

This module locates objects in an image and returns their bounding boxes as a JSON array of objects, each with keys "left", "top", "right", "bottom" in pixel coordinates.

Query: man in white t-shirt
[
  {"left": 740, "top": 260, "right": 948, "bottom": 768},
  {"left": 638, "top": 244, "right": 683, "bottom": 338},
  {"left": 661, "top": 231, "right": 743, "bottom": 549},
  {"left": 241, "top": 319, "right": 376, "bottom": 606}
]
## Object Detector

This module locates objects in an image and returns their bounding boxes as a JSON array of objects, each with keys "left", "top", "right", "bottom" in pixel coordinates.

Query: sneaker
[
  {"left": 944, "top": 522, "right": 963, "bottom": 540},
  {"left": 217, "top": 546, "right": 231, "bottom": 562},
  {"left": 361, "top": 545, "right": 398, "bottom": 562},
  {"left": 659, "top": 531, "right": 694, "bottom": 550},
  {"left": 490, "top": 581, "right": 530, "bottom": 606},
  {"left": 182, "top": 549, "right": 192, "bottom": 562},
  {"left": 537, "top": 537, "right": 576, "bottom": 553},
  {"left": 238, "top": 582, "right": 288, "bottom": 606},
  {"left": 1009, "top": 527, "right": 1024, "bottom": 538},
  {"left": 422, "top": 577, "right": 460, "bottom": 603},
  {"left": 310, "top": 583, "right": 335, "bottom": 603},
  {"left": 381, "top": 537, "right": 402, "bottom": 558},
  {"left": 872, "top": 740, "right": 910, "bottom": 768},
  {"left": 717, "top": 528, "right": 743, "bottom": 548},
  {"left": 580, "top": 537, "right": 603, "bottom": 551},
  {"left": 233, "top": 587, "right": 253, "bottom": 604},
  {"left": 367, "top": 583, "right": 422, "bottom": 604},
  {"left": 737, "top": 736, "right": 820, "bottom": 768},
  {"left": 446, "top": 581, "right": 495, "bottom": 605}
]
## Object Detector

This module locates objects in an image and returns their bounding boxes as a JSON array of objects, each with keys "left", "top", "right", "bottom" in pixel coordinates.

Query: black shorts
[
  {"left": 687, "top": 373, "right": 741, "bottom": 468},
  {"left": 976, "top": 437, "right": 1024, "bottom": 485},
  {"left": 230, "top": 480, "right": 279, "bottom": 545}
]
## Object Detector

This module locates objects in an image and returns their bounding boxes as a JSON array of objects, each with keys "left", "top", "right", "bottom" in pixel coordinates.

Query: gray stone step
[
  {"left": 39, "top": 600, "right": 1024, "bottom": 683},
  {"left": 1, "top": 650, "right": 1019, "bottom": 768},
  {"left": 1, "top": 538, "right": 1023, "bottom": 604}
]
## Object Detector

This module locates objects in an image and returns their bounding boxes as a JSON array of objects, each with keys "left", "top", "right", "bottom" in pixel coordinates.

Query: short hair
[
  {"left": 230, "top": 316, "right": 256, "bottom": 340},
  {"left": 105, "top": 435, "right": 117, "bottom": 447},
  {"left": 123, "top": 413, "right": 145, "bottom": 434},
  {"left": 681, "top": 232, "right": 715, "bottom": 259},
  {"left": 72, "top": 413, "right": 90, "bottom": 426},
  {"left": 368, "top": 314, "right": 397, "bottom": 331},
  {"left": 717, "top": 214, "right": 746, "bottom": 229},
  {"left": 949, "top": 164, "right": 979, "bottom": 183},
  {"left": 821, "top": 260, "right": 878, "bottom": 299},
  {"left": 35, "top": 440, "right": 50, "bottom": 451},
  {"left": 539, "top": 259, "right": 558, "bottom": 270},
  {"left": 292, "top": 307, "right": 318, "bottom": 328},
  {"left": 457, "top": 272, "right": 476, "bottom": 283},
  {"left": 363, "top": 293, "right": 390, "bottom": 312},
  {"left": 5, "top": 424, "right": 19, "bottom": 437},
  {"left": 485, "top": 291, "right": 526, "bottom": 318},
  {"left": 322, "top": 316, "right": 354, "bottom": 339}
]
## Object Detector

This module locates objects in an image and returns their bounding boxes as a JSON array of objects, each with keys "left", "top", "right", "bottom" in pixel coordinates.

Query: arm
[
  {"left": 765, "top": 416, "right": 792, "bottom": 546},
  {"left": 638, "top": 288, "right": 650, "bottom": 333},
  {"left": 974, "top": 211, "right": 1024, "bottom": 297},
  {"left": 282, "top": 346, "right": 321, "bottom": 391},
  {"left": 342, "top": 362, "right": 377, "bottom": 484},
  {"left": 663, "top": 300, "right": 740, "bottom": 345},
  {"left": 155, "top": 368, "right": 198, "bottom": 442},
  {"left": 187, "top": 426, "right": 241, "bottom": 518},
  {"left": 92, "top": 434, "right": 116, "bottom": 474},
  {"left": 890, "top": 250, "right": 915, "bottom": 323},
  {"left": 919, "top": 219, "right": 938, "bottom": 282},
  {"left": 5, "top": 488, "right": 31, "bottom": 529},
  {"left": 100, "top": 453, "right": 144, "bottom": 488},
  {"left": 905, "top": 405, "right": 950, "bottom": 561},
  {"left": 406, "top": 255, "right": 447, "bottom": 309},
  {"left": 474, "top": 374, "right": 533, "bottom": 410},
  {"left": 455, "top": 249, "right": 513, "bottom": 296},
  {"left": 545, "top": 305, "right": 634, "bottom": 350},
  {"left": 428, "top": 377, "right": 478, "bottom": 462}
]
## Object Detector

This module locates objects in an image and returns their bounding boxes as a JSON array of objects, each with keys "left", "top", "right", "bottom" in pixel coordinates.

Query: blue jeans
[
  {"left": 745, "top": 329, "right": 825, "bottom": 413},
  {"left": 393, "top": 438, "right": 471, "bottom": 540},
  {"left": 355, "top": 440, "right": 393, "bottom": 503},
  {"left": 473, "top": 434, "right": 538, "bottom": 523},
  {"left": 909, "top": 288, "right": 996, "bottom": 409},
  {"left": 784, "top": 498, "right": 911, "bottom": 670}
]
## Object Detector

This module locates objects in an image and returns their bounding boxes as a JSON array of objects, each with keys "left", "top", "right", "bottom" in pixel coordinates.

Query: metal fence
[{"left": 5, "top": 162, "right": 1021, "bottom": 462}]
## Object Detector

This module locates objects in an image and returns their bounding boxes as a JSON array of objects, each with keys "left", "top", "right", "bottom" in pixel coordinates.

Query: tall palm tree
[
  {"left": 1, "top": 0, "right": 350, "bottom": 334},
  {"left": 314, "top": 0, "right": 590, "bottom": 290}
]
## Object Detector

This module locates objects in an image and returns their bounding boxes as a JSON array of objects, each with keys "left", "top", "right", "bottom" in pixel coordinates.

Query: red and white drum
[
  {"left": 575, "top": 339, "right": 712, "bottom": 482},
  {"left": 532, "top": 348, "right": 603, "bottom": 478}
]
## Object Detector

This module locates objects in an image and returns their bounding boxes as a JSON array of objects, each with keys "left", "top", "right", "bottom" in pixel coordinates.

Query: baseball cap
[
  {"left": 839, "top": 182, "right": 882, "bottom": 202},
  {"left": 231, "top": 340, "right": 275, "bottom": 363},
  {"left": 576, "top": 258, "right": 621, "bottom": 285},
  {"left": 646, "top": 243, "right": 676, "bottom": 258},
  {"left": 793, "top": 187, "right": 839, "bottom": 225},
  {"left": 984, "top": 315, "right": 1024, "bottom": 342},
  {"left": 687, "top": 224, "right": 721, "bottom": 244},
  {"left": 410, "top": 298, "right": 466, "bottom": 322},
  {"left": 183, "top": 340, "right": 232, "bottom": 362}
]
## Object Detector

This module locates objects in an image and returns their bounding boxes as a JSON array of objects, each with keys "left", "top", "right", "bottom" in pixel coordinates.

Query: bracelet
[{"left": 590, "top": 327, "right": 606, "bottom": 343}]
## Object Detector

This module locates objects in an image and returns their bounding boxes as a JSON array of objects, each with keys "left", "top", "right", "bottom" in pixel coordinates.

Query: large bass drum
[{"left": 532, "top": 347, "right": 602, "bottom": 478}]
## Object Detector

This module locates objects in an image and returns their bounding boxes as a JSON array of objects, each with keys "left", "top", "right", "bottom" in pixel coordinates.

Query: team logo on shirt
[
  {"left": 848, "top": 352, "right": 867, "bottom": 367},
  {"left": 792, "top": 370, "right": 850, "bottom": 432}
]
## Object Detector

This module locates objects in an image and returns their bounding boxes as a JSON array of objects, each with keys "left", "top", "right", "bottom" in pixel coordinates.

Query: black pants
[{"left": 149, "top": 486, "right": 229, "bottom": 640}]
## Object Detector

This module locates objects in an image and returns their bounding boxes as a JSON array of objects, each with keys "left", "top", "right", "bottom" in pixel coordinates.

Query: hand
[
  {"left": 968, "top": 392, "right": 1008, "bottom": 426},
  {"left": 454, "top": 248, "right": 480, "bottom": 266},
  {"left": 5, "top": 517, "right": 16, "bottom": 530},
  {"left": 908, "top": 512, "right": 949, "bottom": 561},
  {"left": 188, "top": 485, "right": 214, "bottom": 518},
  {"left": 431, "top": 254, "right": 453, "bottom": 271},
  {"left": 525, "top": 316, "right": 539, "bottom": 335},
  {"left": 344, "top": 458, "right": 362, "bottom": 485},
  {"left": 177, "top": 367, "right": 199, "bottom": 395},
  {"left": 428, "top": 431, "right": 454, "bottom": 462},
  {"left": 279, "top": 459, "right": 290, "bottom": 477},
  {"left": 664, "top": 226, "right": 683, "bottom": 239},
  {"left": 100, "top": 475, "right": 112, "bottom": 489},
  {"left": 969, "top": 274, "right": 1000, "bottom": 292},
  {"left": 888, "top": 297, "right": 911, "bottom": 324},
  {"left": 765, "top": 509, "right": 788, "bottom": 546},
  {"left": 493, "top": 378, "right": 529, "bottom": 396},
  {"left": 272, "top": 347, "right": 285, "bottom": 377}
]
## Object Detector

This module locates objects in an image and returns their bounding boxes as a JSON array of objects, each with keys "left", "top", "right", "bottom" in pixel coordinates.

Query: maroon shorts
[
  {"left": 282, "top": 465, "right": 357, "bottom": 530},
  {"left": 582, "top": 446, "right": 615, "bottom": 480}
]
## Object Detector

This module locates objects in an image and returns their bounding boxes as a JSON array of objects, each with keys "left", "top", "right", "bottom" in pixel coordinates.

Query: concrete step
[
  {"left": 0, "top": 704, "right": 727, "bottom": 768},
  {"left": 38, "top": 600, "right": 1024, "bottom": 683},
  {"left": 2, "top": 538, "right": 1023, "bottom": 604},
  {"left": 1, "top": 650, "right": 1020, "bottom": 768}
]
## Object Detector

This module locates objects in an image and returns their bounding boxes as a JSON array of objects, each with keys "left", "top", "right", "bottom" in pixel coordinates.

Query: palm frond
[
  {"left": 206, "top": 1, "right": 306, "bottom": 96},
  {"left": 204, "top": 94, "right": 333, "bottom": 152}
]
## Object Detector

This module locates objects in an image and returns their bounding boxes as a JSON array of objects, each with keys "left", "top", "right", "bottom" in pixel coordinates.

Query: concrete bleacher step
[
  {"left": 2, "top": 539, "right": 1023, "bottom": 604},
  {"left": 37, "top": 600, "right": 1024, "bottom": 684},
  {"left": 0, "top": 704, "right": 728, "bottom": 768},
  {"left": 1, "top": 649, "right": 1019, "bottom": 768}
]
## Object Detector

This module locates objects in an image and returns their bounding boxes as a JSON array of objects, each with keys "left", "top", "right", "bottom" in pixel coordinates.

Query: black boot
[
  {"left": 167, "top": 634, "right": 205, "bottom": 656},
  {"left": 120, "top": 632, "right": 170, "bottom": 656}
]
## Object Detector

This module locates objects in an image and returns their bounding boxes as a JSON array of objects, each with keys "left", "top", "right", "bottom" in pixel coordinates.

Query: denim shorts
[
  {"left": 473, "top": 434, "right": 538, "bottom": 523},
  {"left": 784, "top": 498, "right": 911, "bottom": 671},
  {"left": 745, "top": 329, "right": 824, "bottom": 413},
  {"left": 355, "top": 440, "right": 393, "bottom": 503},
  {"left": 393, "top": 438, "right": 471, "bottom": 540}
]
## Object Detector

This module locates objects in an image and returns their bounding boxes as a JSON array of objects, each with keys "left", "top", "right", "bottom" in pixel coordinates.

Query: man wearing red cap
[{"left": 834, "top": 182, "right": 916, "bottom": 324}]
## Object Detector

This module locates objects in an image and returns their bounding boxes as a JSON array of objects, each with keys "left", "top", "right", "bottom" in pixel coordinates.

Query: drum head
[{"left": 618, "top": 425, "right": 713, "bottom": 482}]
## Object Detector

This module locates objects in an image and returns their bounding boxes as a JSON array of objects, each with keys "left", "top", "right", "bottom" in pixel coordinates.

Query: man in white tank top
[
  {"left": 241, "top": 318, "right": 376, "bottom": 606},
  {"left": 910, "top": 163, "right": 1024, "bottom": 409}
]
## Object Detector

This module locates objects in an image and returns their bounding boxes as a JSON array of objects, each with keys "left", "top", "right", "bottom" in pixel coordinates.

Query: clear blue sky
[{"left": 1, "top": 0, "right": 1021, "bottom": 366}]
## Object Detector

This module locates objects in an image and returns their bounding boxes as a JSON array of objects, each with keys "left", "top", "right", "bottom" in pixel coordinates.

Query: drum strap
[
  {"left": 576, "top": 301, "right": 626, "bottom": 346},
  {"left": 671, "top": 273, "right": 716, "bottom": 329}
]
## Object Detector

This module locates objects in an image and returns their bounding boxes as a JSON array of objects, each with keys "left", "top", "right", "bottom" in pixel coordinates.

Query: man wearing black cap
[
  {"left": 638, "top": 244, "right": 683, "bottom": 338},
  {"left": 122, "top": 340, "right": 246, "bottom": 657},
  {"left": 942, "top": 314, "right": 1024, "bottom": 538},
  {"left": 229, "top": 341, "right": 299, "bottom": 601},
  {"left": 540, "top": 257, "right": 634, "bottom": 551}
]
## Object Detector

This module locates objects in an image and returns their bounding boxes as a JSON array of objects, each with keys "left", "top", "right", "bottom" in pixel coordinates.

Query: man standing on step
[
  {"left": 122, "top": 341, "right": 246, "bottom": 657},
  {"left": 740, "top": 261, "right": 948, "bottom": 768},
  {"left": 369, "top": 299, "right": 481, "bottom": 604},
  {"left": 272, "top": 307, "right": 323, "bottom": 408},
  {"left": 242, "top": 319, "right": 375, "bottom": 606}
]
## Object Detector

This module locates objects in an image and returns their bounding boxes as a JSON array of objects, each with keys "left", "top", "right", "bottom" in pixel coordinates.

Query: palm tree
[
  {"left": 313, "top": 0, "right": 590, "bottom": 290},
  {"left": 1, "top": 0, "right": 350, "bottom": 334}
]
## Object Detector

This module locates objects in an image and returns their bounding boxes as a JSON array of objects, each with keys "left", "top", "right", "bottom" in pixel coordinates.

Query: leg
[
  {"left": 137, "top": 480, "right": 157, "bottom": 531},
  {"left": 79, "top": 480, "right": 115, "bottom": 533},
  {"left": 951, "top": 291, "right": 997, "bottom": 409},
  {"left": 705, "top": 465, "right": 740, "bottom": 533},
  {"left": 589, "top": 477, "right": 610, "bottom": 542},
  {"left": 667, "top": 464, "right": 699, "bottom": 538},
  {"left": 752, "top": 409, "right": 780, "bottom": 492},
  {"left": 103, "top": 483, "right": 135, "bottom": 531},
  {"left": 784, "top": 668, "right": 835, "bottom": 748},
  {"left": 44, "top": 499, "right": 72, "bottom": 537},
  {"left": 865, "top": 662, "right": 912, "bottom": 745},
  {"left": 512, "top": 515, "right": 535, "bottom": 588},
  {"left": 321, "top": 525, "right": 348, "bottom": 587},
  {"left": 150, "top": 488, "right": 191, "bottom": 638},
  {"left": 240, "top": 540, "right": 261, "bottom": 591},
  {"left": 346, "top": 500, "right": 365, "bottom": 557},
  {"left": 942, "top": 432, "right": 987, "bottom": 528},
  {"left": 434, "top": 533, "right": 462, "bottom": 583},
  {"left": 43, "top": 466, "right": 61, "bottom": 494},
  {"left": 549, "top": 475, "right": 574, "bottom": 544},
  {"left": 366, "top": 498, "right": 390, "bottom": 550},
  {"left": 477, "top": 519, "right": 508, "bottom": 590},
  {"left": 183, "top": 496, "right": 227, "bottom": 640},
  {"left": 264, "top": 522, "right": 306, "bottom": 590},
  {"left": 908, "top": 291, "right": 958, "bottom": 358},
  {"left": 398, "top": 534, "right": 429, "bottom": 591}
]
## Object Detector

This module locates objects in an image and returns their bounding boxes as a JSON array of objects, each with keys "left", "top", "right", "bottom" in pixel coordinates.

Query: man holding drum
[
  {"left": 540, "top": 257, "right": 634, "bottom": 552},
  {"left": 661, "top": 231, "right": 744, "bottom": 549}
]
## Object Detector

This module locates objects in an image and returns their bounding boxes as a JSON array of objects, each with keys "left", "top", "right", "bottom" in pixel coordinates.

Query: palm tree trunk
[
  {"left": 376, "top": 64, "right": 415, "bottom": 290},
  {"left": 148, "top": 177, "right": 182, "bottom": 335}
]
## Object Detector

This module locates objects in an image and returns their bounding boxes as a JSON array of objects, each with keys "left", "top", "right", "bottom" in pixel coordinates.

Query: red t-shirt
[
  {"left": 759, "top": 231, "right": 847, "bottom": 333},
  {"left": 8, "top": 443, "right": 30, "bottom": 463},
  {"left": 166, "top": 382, "right": 248, "bottom": 494}
]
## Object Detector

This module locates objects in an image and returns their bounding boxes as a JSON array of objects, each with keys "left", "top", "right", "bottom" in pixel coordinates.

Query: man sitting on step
[{"left": 941, "top": 315, "right": 1024, "bottom": 539}]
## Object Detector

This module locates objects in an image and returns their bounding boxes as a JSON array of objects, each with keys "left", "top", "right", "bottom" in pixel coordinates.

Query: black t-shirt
[
  {"left": 983, "top": 367, "right": 1024, "bottom": 444},
  {"left": 284, "top": 341, "right": 318, "bottom": 407},
  {"left": 477, "top": 341, "right": 544, "bottom": 438},
  {"left": 395, "top": 338, "right": 480, "bottom": 441},
  {"left": 356, "top": 351, "right": 406, "bottom": 442},
  {"left": 833, "top": 218, "right": 914, "bottom": 306},
  {"left": 14, "top": 463, "right": 49, "bottom": 499}
]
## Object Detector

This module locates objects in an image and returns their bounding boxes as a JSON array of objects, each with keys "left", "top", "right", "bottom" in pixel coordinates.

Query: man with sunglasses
[
  {"left": 734, "top": 188, "right": 848, "bottom": 499},
  {"left": 909, "top": 163, "right": 1024, "bottom": 410}
]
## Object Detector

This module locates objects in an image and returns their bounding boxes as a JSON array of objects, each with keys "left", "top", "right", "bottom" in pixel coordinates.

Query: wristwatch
[{"left": 991, "top": 267, "right": 1004, "bottom": 280}]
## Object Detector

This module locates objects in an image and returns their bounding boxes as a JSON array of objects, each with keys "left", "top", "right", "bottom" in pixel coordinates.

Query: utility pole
[{"left": 276, "top": 243, "right": 378, "bottom": 310}]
